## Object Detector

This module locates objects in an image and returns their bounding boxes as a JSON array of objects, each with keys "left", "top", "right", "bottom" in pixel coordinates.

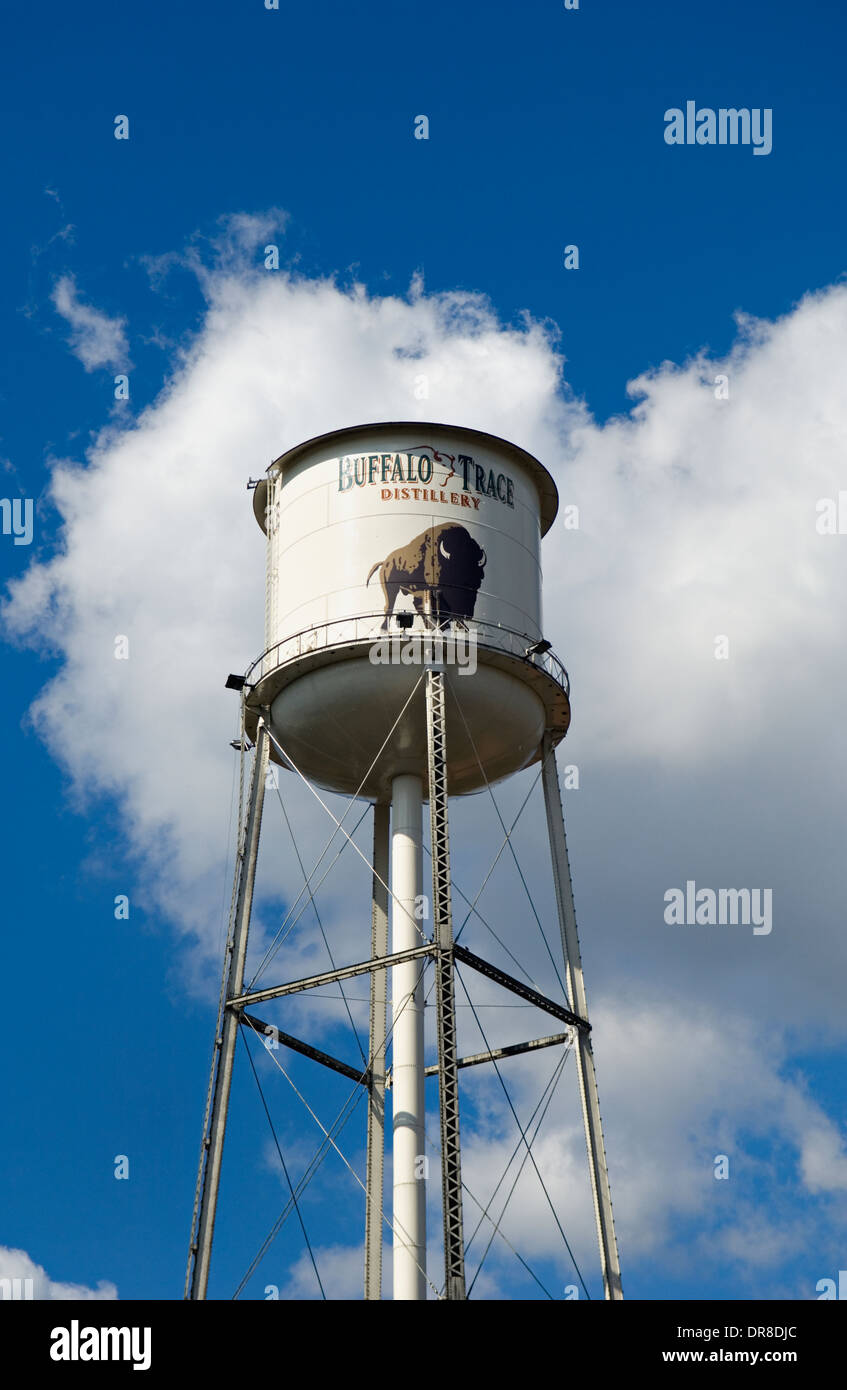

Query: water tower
[{"left": 185, "top": 422, "right": 622, "bottom": 1301}]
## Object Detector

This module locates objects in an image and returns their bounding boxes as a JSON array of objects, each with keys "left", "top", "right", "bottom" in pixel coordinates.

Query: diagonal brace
[
  {"left": 423, "top": 1030, "right": 574, "bottom": 1076},
  {"left": 228, "top": 943, "right": 436, "bottom": 1009},
  {"left": 453, "top": 943, "right": 589, "bottom": 1033},
  {"left": 241, "top": 1013, "right": 369, "bottom": 1086}
]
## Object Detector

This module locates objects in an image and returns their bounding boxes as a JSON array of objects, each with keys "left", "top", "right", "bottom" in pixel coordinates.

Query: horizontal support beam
[
  {"left": 229, "top": 943, "right": 436, "bottom": 1009},
  {"left": 424, "top": 1030, "right": 574, "bottom": 1076},
  {"left": 453, "top": 943, "right": 589, "bottom": 1032},
  {"left": 241, "top": 1013, "right": 369, "bottom": 1086}
]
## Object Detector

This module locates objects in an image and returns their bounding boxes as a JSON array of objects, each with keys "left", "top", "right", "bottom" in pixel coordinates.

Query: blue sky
[{"left": 1, "top": 0, "right": 846, "bottom": 1301}]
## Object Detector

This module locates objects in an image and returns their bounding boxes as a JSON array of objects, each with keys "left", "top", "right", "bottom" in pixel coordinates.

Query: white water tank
[{"left": 245, "top": 422, "right": 569, "bottom": 799}]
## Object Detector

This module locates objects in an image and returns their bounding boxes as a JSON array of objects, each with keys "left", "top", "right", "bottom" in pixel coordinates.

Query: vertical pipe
[
  {"left": 541, "top": 733, "right": 623, "bottom": 1301},
  {"left": 390, "top": 773, "right": 427, "bottom": 1300},
  {"left": 364, "top": 802, "right": 390, "bottom": 1299},
  {"left": 190, "top": 718, "right": 270, "bottom": 1299}
]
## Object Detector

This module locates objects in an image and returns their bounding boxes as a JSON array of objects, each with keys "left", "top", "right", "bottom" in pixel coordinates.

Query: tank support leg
[
  {"left": 541, "top": 732, "right": 623, "bottom": 1301},
  {"left": 187, "top": 718, "right": 270, "bottom": 1300},
  {"left": 426, "top": 668, "right": 466, "bottom": 1300}
]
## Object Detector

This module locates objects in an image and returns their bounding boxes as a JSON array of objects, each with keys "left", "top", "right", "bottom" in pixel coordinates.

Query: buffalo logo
[{"left": 366, "top": 523, "right": 487, "bottom": 631}]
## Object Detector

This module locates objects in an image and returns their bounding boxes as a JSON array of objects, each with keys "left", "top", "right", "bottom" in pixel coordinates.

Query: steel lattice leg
[
  {"left": 541, "top": 732, "right": 624, "bottom": 1301},
  {"left": 187, "top": 718, "right": 270, "bottom": 1300},
  {"left": 426, "top": 667, "right": 466, "bottom": 1300}
]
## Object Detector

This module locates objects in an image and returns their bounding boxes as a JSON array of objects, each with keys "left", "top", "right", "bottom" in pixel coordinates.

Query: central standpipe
[
  {"left": 364, "top": 804, "right": 389, "bottom": 1301},
  {"left": 390, "top": 774, "right": 427, "bottom": 1299}
]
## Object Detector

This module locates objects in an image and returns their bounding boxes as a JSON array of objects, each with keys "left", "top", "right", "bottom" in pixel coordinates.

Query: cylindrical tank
[{"left": 245, "top": 422, "right": 569, "bottom": 799}]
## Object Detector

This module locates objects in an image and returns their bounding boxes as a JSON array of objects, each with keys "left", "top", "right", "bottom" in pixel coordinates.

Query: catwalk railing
[{"left": 244, "top": 611, "right": 570, "bottom": 696}]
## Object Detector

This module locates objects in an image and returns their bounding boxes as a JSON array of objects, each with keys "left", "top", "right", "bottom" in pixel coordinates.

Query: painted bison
[{"left": 366, "top": 523, "right": 487, "bottom": 631}]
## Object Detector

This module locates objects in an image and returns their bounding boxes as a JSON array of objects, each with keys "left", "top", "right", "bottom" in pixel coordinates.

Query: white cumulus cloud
[
  {"left": 5, "top": 223, "right": 847, "bottom": 1295},
  {"left": 0, "top": 1245, "right": 117, "bottom": 1300},
  {"left": 51, "top": 273, "right": 130, "bottom": 372}
]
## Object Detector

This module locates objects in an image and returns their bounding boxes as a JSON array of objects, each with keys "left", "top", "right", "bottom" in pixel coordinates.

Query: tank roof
[{"left": 252, "top": 421, "right": 559, "bottom": 536}]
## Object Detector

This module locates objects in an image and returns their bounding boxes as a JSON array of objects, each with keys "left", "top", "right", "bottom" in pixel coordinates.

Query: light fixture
[{"left": 525, "top": 639, "right": 552, "bottom": 658}]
